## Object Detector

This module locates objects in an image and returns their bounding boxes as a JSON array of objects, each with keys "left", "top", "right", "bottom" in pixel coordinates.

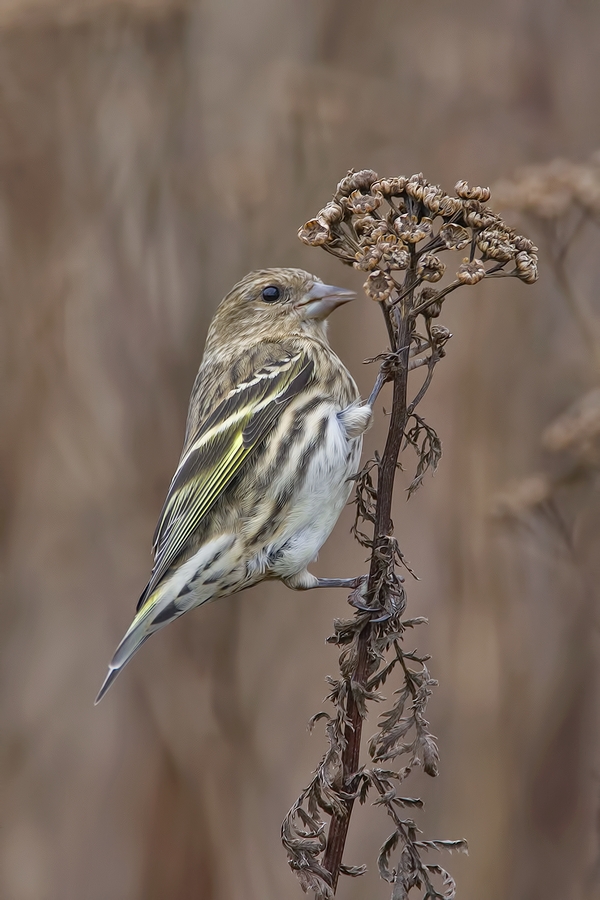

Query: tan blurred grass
[{"left": 1, "top": 1, "right": 600, "bottom": 899}]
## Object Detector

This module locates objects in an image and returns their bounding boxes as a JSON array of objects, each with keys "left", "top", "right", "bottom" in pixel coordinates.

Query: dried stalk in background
[
  {"left": 489, "top": 154, "right": 600, "bottom": 898},
  {"left": 281, "top": 169, "right": 538, "bottom": 899},
  {"left": 492, "top": 153, "right": 600, "bottom": 526}
]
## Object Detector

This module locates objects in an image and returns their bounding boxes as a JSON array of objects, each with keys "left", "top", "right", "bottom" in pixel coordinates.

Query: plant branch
[
  {"left": 322, "top": 296, "right": 413, "bottom": 890},
  {"left": 287, "top": 168, "right": 537, "bottom": 900}
]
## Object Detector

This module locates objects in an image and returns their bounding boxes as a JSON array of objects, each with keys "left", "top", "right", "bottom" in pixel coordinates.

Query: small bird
[{"left": 96, "top": 268, "right": 372, "bottom": 703}]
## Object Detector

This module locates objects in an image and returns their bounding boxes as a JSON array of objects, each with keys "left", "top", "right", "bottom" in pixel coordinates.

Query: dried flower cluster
[
  {"left": 494, "top": 154, "right": 600, "bottom": 221},
  {"left": 485, "top": 154, "right": 600, "bottom": 897},
  {"left": 493, "top": 385, "right": 600, "bottom": 520},
  {"left": 284, "top": 169, "right": 538, "bottom": 900},
  {"left": 496, "top": 153, "right": 600, "bottom": 370},
  {"left": 491, "top": 153, "right": 600, "bottom": 524},
  {"left": 542, "top": 387, "right": 600, "bottom": 453},
  {"left": 299, "top": 169, "right": 538, "bottom": 312}
]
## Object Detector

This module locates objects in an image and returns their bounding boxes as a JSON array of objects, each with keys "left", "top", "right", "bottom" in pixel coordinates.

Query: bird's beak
[{"left": 295, "top": 282, "right": 356, "bottom": 320}]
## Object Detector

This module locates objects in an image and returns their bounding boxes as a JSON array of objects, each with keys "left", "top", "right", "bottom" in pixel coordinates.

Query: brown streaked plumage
[{"left": 96, "top": 268, "right": 372, "bottom": 703}]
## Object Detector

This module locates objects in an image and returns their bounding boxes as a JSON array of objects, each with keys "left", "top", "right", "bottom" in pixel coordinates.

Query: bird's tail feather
[
  {"left": 94, "top": 665, "right": 128, "bottom": 704},
  {"left": 95, "top": 588, "right": 181, "bottom": 704}
]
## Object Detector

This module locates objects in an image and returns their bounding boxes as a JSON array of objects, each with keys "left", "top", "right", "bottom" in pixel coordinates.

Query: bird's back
[{"left": 170, "top": 335, "right": 360, "bottom": 576}]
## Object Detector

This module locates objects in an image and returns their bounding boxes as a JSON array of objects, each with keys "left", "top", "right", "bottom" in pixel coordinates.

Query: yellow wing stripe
[
  {"left": 157, "top": 441, "right": 243, "bottom": 571},
  {"left": 160, "top": 378, "right": 298, "bottom": 534},
  {"left": 173, "top": 365, "right": 300, "bottom": 480},
  {"left": 138, "top": 351, "right": 313, "bottom": 607}
]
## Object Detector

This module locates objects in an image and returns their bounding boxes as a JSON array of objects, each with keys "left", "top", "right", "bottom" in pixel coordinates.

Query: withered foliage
[
  {"left": 299, "top": 169, "right": 538, "bottom": 295},
  {"left": 494, "top": 154, "right": 600, "bottom": 222},
  {"left": 282, "top": 169, "right": 538, "bottom": 898},
  {"left": 492, "top": 153, "right": 600, "bottom": 530}
]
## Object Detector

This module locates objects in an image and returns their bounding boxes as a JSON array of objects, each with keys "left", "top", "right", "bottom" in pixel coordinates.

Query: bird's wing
[{"left": 137, "top": 349, "right": 314, "bottom": 610}]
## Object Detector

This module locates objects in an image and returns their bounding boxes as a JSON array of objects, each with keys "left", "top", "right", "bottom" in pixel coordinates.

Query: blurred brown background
[{"left": 1, "top": 0, "right": 600, "bottom": 898}]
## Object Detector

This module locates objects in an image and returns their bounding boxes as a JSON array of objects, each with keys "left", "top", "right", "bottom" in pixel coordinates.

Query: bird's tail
[{"left": 95, "top": 586, "right": 182, "bottom": 704}]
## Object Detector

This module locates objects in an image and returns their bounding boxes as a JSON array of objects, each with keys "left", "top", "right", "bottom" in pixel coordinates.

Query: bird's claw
[{"left": 347, "top": 576, "right": 393, "bottom": 622}]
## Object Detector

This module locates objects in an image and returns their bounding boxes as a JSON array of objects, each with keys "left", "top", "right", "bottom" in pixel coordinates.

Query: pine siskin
[{"left": 96, "top": 268, "right": 372, "bottom": 703}]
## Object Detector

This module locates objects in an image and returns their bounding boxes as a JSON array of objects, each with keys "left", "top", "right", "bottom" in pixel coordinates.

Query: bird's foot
[
  {"left": 346, "top": 576, "right": 395, "bottom": 622},
  {"left": 348, "top": 599, "right": 393, "bottom": 623},
  {"left": 312, "top": 575, "right": 366, "bottom": 590},
  {"left": 284, "top": 571, "right": 393, "bottom": 622},
  {"left": 283, "top": 571, "right": 367, "bottom": 592}
]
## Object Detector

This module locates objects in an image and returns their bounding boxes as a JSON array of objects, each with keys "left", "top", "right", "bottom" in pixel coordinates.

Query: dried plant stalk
[
  {"left": 282, "top": 169, "right": 538, "bottom": 899},
  {"left": 492, "top": 152, "right": 600, "bottom": 524},
  {"left": 490, "top": 153, "right": 600, "bottom": 896},
  {"left": 494, "top": 153, "right": 600, "bottom": 370}
]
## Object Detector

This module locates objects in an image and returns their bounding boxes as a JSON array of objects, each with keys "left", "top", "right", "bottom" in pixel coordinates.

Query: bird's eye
[{"left": 261, "top": 285, "right": 281, "bottom": 303}]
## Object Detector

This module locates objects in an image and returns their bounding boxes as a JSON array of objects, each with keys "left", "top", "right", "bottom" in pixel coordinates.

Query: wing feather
[{"left": 137, "top": 350, "right": 313, "bottom": 610}]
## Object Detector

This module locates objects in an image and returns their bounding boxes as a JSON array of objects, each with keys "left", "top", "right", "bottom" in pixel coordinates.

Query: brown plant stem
[
  {"left": 322, "top": 299, "right": 413, "bottom": 892},
  {"left": 289, "top": 168, "right": 537, "bottom": 898}
]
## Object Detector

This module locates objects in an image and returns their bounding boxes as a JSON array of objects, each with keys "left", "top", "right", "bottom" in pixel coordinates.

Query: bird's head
[{"left": 204, "top": 268, "right": 355, "bottom": 352}]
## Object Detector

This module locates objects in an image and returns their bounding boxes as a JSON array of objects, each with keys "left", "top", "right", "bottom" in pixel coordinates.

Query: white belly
[
  {"left": 261, "top": 408, "right": 362, "bottom": 579},
  {"left": 161, "top": 403, "right": 366, "bottom": 610}
]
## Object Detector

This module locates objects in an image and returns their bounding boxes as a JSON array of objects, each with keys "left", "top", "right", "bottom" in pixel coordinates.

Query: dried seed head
[
  {"left": 514, "top": 250, "right": 539, "bottom": 283},
  {"left": 395, "top": 214, "right": 432, "bottom": 243},
  {"left": 476, "top": 227, "right": 516, "bottom": 261},
  {"left": 335, "top": 168, "right": 379, "bottom": 198},
  {"left": 298, "top": 168, "right": 538, "bottom": 305},
  {"left": 405, "top": 172, "right": 429, "bottom": 201},
  {"left": 455, "top": 180, "right": 491, "bottom": 202},
  {"left": 438, "top": 196, "right": 462, "bottom": 217},
  {"left": 418, "top": 287, "right": 440, "bottom": 304},
  {"left": 457, "top": 258, "right": 486, "bottom": 284},
  {"left": 430, "top": 324, "right": 452, "bottom": 345},
  {"left": 377, "top": 234, "right": 399, "bottom": 253},
  {"left": 384, "top": 208, "right": 399, "bottom": 228},
  {"left": 353, "top": 215, "right": 382, "bottom": 239},
  {"left": 353, "top": 169, "right": 380, "bottom": 192},
  {"left": 423, "top": 302, "right": 442, "bottom": 318},
  {"left": 347, "top": 189, "right": 384, "bottom": 215},
  {"left": 370, "top": 225, "right": 391, "bottom": 243},
  {"left": 493, "top": 158, "right": 588, "bottom": 218},
  {"left": 542, "top": 387, "right": 600, "bottom": 452},
  {"left": 298, "top": 218, "right": 330, "bottom": 246},
  {"left": 365, "top": 269, "right": 394, "bottom": 302},
  {"left": 514, "top": 235, "right": 535, "bottom": 253},
  {"left": 373, "top": 176, "right": 408, "bottom": 196},
  {"left": 318, "top": 201, "right": 345, "bottom": 226},
  {"left": 438, "top": 223, "right": 470, "bottom": 250},
  {"left": 357, "top": 227, "right": 390, "bottom": 249},
  {"left": 421, "top": 185, "right": 448, "bottom": 214},
  {"left": 354, "top": 245, "right": 383, "bottom": 272},
  {"left": 418, "top": 288, "right": 442, "bottom": 318},
  {"left": 460, "top": 199, "right": 498, "bottom": 229},
  {"left": 417, "top": 253, "right": 445, "bottom": 283},
  {"left": 572, "top": 163, "right": 600, "bottom": 214},
  {"left": 493, "top": 473, "right": 553, "bottom": 517},
  {"left": 378, "top": 236, "right": 410, "bottom": 270}
]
